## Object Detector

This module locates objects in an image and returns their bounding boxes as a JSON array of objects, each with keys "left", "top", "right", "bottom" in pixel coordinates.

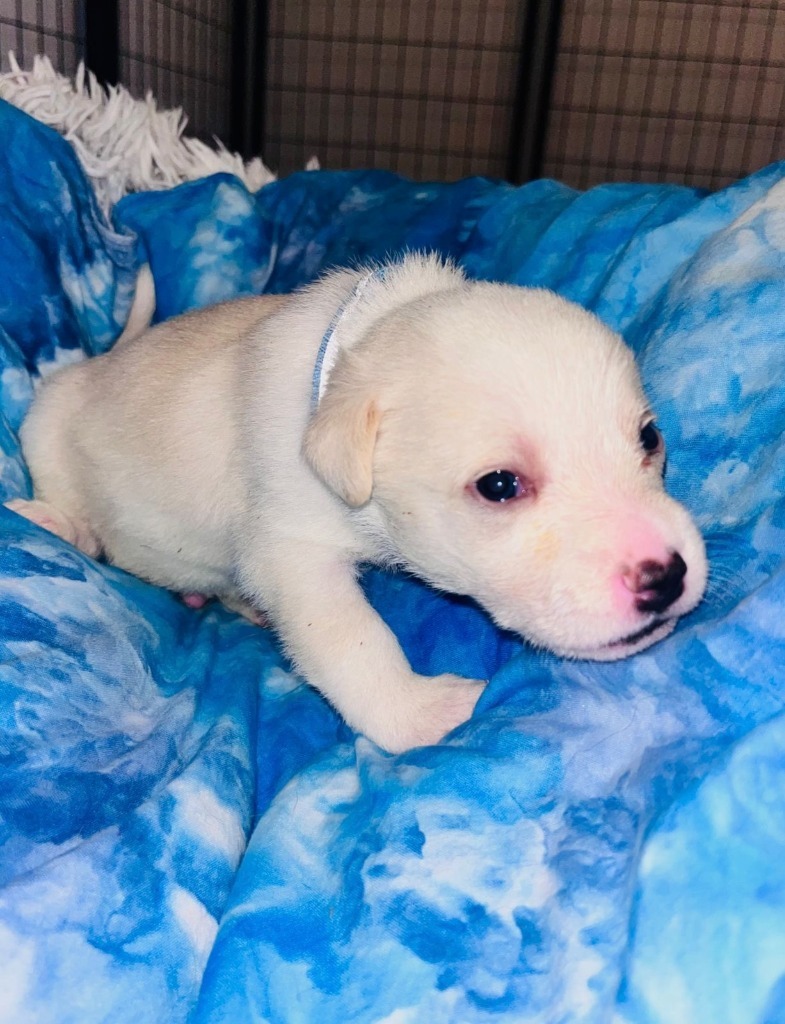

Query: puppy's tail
[{"left": 114, "top": 263, "right": 156, "bottom": 347}]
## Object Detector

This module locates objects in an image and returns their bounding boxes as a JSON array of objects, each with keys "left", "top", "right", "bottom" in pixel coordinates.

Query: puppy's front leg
[{"left": 254, "top": 550, "right": 485, "bottom": 753}]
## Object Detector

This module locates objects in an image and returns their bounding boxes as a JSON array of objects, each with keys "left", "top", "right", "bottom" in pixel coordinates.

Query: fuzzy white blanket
[{"left": 0, "top": 52, "right": 277, "bottom": 213}]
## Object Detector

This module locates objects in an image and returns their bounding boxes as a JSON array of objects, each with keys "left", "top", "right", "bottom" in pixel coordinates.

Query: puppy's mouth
[
  {"left": 568, "top": 616, "right": 676, "bottom": 662},
  {"left": 608, "top": 617, "right": 668, "bottom": 648}
]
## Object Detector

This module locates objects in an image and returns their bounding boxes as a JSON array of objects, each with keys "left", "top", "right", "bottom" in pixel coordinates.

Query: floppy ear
[{"left": 303, "top": 385, "right": 381, "bottom": 507}]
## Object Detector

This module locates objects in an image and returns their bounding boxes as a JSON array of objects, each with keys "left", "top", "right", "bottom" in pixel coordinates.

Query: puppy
[{"left": 7, "top": 255, "right": 707, "bottom": 752}]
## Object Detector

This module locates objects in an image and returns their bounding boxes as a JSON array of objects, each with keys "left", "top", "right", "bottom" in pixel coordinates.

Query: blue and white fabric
[{"left": 1, "top": 98, "right": 784, "bottom": 1023}]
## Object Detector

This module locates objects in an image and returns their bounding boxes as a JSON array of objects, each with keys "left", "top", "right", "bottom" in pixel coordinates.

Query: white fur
[{"left": 8, "top": 256, "right": 707, "bottom": 752}]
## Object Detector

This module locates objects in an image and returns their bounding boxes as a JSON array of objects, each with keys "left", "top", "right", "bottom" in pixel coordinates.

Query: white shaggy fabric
[{"left": 0, "top": 53, "right": 277, "bottom": 213}]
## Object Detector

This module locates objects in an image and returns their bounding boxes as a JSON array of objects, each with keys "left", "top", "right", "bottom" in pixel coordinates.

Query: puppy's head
[{"left": 304, "top": 281, "right": 707, "bottom": 660}]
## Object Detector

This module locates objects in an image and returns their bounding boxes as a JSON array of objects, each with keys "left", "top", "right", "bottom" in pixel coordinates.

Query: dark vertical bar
[
  {"left": 84, "top": 0, "right": 119, "bottom": 85},
  {"left": 507, "top": 0, "right": 564, "bottom": 184},
  {"left": 230, "top": 0, "right": 267, "bottom": 158}
]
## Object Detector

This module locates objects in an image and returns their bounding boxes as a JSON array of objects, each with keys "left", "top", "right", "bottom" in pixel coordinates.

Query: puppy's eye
[
  {"left": 639, "top": 421, "right": 663, "bottom": 455},
  {"left": 475, "top": 470, "right": 524, "bottom": 503}
]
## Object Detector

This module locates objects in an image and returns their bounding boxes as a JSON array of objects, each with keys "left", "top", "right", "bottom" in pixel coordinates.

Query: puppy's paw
[
  {"left": 5, "top": 498, "right": 102, "bottom": 558},
  {"left": 219, "top": 593, "right": 270, "bottom": 627},
  {"left": 375, "top": 675, "right": 485, "bottom": 753}
]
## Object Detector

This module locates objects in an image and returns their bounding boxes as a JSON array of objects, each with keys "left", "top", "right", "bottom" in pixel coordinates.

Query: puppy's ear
[{"left": 303, "top": 384, "right": 381, "bottom": 507}]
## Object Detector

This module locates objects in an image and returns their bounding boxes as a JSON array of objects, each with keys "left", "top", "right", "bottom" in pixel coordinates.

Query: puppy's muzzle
[{"left": 623, "top": 552, "right": 687, "bottom": 614}]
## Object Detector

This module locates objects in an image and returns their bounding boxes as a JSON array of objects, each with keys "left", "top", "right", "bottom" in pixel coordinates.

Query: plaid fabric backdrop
[{"left": 2, "top": 0, "right": 784, "bottom": 188}]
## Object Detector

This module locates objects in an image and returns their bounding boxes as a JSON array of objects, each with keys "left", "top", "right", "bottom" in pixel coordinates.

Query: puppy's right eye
[
  {"left": 475, "top": 470, "right": 524, "bottom": 503},
  {"left": 639, "top": 421, "right": 663, "bottom": 455}
]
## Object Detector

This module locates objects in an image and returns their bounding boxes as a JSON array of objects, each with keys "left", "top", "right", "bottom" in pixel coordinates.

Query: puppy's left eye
[
  {"left": 475, "top": 470, "right": 525, "bottom": 503},
  {"left": 639, "top": 421, "right": 663, "bottom": 455}
]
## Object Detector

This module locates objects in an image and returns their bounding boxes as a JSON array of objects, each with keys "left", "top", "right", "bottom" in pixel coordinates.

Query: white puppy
[{"left": 7, "top": 255, "right": 707, "bottom": 752}]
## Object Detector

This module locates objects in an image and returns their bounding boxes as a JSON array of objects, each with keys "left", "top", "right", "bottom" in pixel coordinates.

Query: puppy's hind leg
[
  {"left": 218, "top": 591, "right": 270, "bottom": 627},
  {"left": 5, "top": 498, "right": 102, "bottom": 558}
]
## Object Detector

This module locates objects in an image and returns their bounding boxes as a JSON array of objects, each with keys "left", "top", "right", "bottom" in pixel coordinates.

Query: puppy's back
[{"left": 20, "top": 293, "right": 289, "bottom": 577}]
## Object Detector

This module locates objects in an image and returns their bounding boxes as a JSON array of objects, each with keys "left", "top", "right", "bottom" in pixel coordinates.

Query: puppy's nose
[{"left": 623, "top": 553, "right": 687, "bottom": 613}]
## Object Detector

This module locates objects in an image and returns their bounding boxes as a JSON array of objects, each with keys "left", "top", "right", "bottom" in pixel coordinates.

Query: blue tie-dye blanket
[{"left": 1, "top": 97, "right": 784, "bottom": 1024}]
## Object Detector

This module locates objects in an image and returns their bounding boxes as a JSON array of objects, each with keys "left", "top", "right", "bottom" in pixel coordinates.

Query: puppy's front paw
[{"left": 375, "top": 675, "right": 485, "bottom": 754}]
